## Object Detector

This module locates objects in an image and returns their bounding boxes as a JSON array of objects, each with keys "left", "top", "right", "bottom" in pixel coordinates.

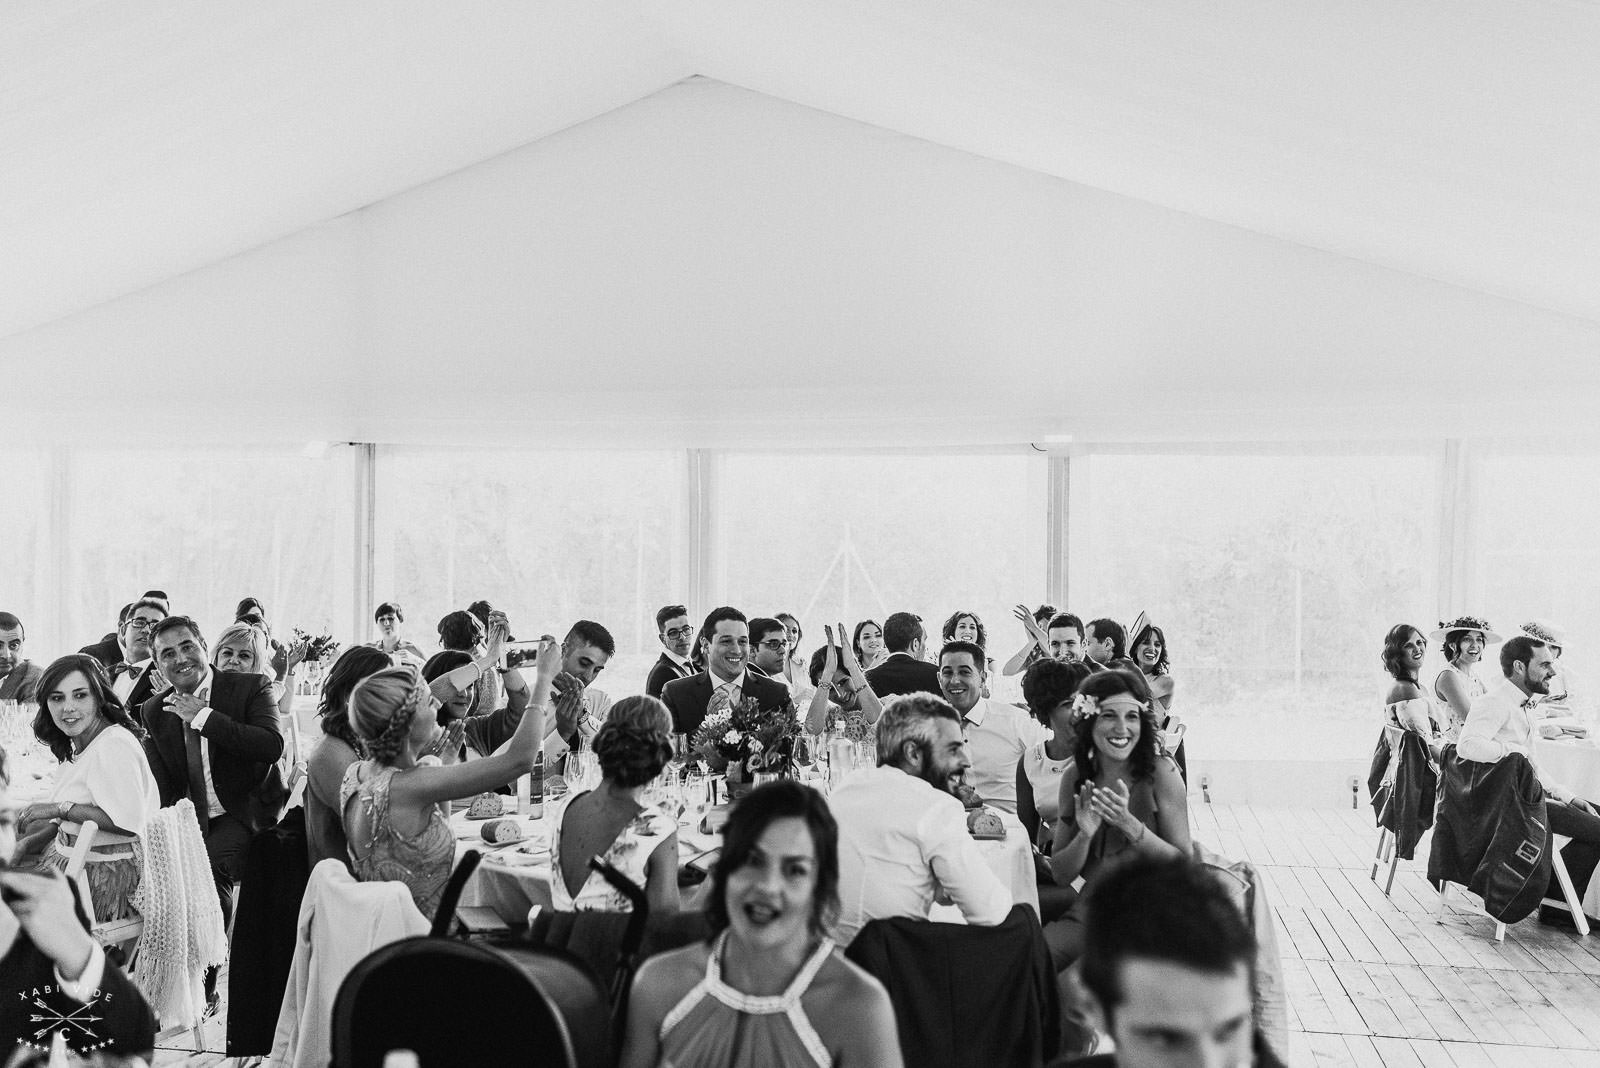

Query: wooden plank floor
[
  {"left": 154, "top": 802, "right": 1600, "bottom": 1067},
  {"left": 1189, "top": 804, "right": 1600, "bottom": 1068}
]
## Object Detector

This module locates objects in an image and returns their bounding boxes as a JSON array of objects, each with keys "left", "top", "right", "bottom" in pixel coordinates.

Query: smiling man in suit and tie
[
  {"left": 140, "top": 615, "right": 286, "bottom": 923},
  {"left": 646, "top": 604, "right": 697, "bottom": 699},
  {"left": 661, "top": 606, "right": 794, "bottom": 738}
]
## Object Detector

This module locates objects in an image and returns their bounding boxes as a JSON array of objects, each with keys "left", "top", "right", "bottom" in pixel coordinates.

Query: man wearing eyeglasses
[
  {"left": 79, "top": 596, "right": 169, "bottom": 713},
  {"left": 646, "top": 604, "right": 696, "bottom": 699},
  {"left": 747, "top": 617, "right": 792, "bottom": 686}
]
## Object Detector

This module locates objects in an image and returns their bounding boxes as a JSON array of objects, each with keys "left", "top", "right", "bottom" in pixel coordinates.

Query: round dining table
[
  {"left": 450, "top": 789, "right": 1041, "bottom": 927},
  {"left": 1534, "top": 731, "right": 1600, "bottom": 919}
]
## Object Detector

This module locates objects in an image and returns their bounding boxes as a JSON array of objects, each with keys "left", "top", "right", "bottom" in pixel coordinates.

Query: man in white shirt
[
  {"left": 829, "top": 693, "right": 1013, "bottom": 944},
  {"left": 938, "top": 640, "right": 1047, "bottom": 813},
  {"left": 1458, "top": 635, "right": 1600, "bottom": 849},
  {"left": 546, "top": 620, "right": 615, "bottom": 754}
]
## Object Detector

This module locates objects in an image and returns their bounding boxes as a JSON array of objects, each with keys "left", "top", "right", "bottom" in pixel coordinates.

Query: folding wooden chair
[
  {"left": 1437, "top": 833, "right": 1590, "bottom": 941},
  {"left": 61, "top": 821, "right": 146, "bottom": 958},
  {"left": 1370, "top": 725, "right": 1405, "bottom": 894}
]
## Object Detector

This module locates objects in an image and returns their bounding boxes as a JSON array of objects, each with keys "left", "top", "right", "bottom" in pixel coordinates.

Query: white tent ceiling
[{"left": 3, "top": 1, "right": 1598, "bottom": 445}]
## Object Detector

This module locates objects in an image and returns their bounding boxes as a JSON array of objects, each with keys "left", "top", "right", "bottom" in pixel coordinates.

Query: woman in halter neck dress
[
  {"left": 619, "top": 782, "right": 901, "bottom": 1068},
  {"left": 1430, "top": 616, "right": 1500, "bottom": 742}
]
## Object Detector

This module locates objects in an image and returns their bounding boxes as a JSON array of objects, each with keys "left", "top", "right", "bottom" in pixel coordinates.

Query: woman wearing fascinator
[
  {"left": 1431, "top": 616, "right": 1500, "bottom": 741},
  {"left": 1042, "top": 668, "right": 1190, "bottom": 970}
]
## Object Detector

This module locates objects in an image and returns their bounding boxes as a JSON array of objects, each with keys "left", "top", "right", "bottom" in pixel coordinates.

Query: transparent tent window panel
[
  {"left": 717, "top": 452, "right": 1047, "bottom": 703},
  {"left": 65, "top": 447, "right": 357, "bottom": 653},
  {"left": 373, "top": 449, "right": 686, "bottom": 699},
  {"left": 1476, "top": 450, "right": 1600, "bottom": 690},
  {"left": 0, "top": 449, "right": 54, "bottom": 650},
  {"left": 1076, "top": 451, "right": 1439, "bottom": 762}
]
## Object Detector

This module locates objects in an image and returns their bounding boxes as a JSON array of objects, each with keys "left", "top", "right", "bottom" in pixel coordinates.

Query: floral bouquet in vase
[{"left": 691, "top": 694, "right": 802, "bottom": 794}]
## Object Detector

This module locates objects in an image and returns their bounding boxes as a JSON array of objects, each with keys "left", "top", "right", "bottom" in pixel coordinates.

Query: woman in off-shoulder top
[{"left": 1381, "top": 625, "right": 1441, "bottom": 757}]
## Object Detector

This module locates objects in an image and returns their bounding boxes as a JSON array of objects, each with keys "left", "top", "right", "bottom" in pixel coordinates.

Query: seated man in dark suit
[
  {"left": 2, "top": 749, "right": 157, "bottom": 1060},
  {"left": 646, "top": 604, "right": 697, "bottom": 699},
  {"left": 0, "top": 612, "right": 45, "bottom": 704},
  {"left": 865, "top": 611, "right": 941, "bottom": 698},
  {"left": 1054, "top": 856, "right": 1282, "bottom": 1068},
  {"left": 661, "top": 606, "right": 794, "bottom": 738},
  {"left": 140, "top": 616, "right": 285, "bottom": 923}
]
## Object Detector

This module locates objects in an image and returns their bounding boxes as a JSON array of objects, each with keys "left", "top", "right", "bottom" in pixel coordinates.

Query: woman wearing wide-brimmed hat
[{"left": 1431, "top": 615, "right": 1501, "bottom": 740}]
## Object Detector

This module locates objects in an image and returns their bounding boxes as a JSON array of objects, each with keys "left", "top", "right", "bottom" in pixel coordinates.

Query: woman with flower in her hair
[
  {"left": 340, "top": 639, "right": 558, "bottom": 918},
  {"left": 1042, "top": 668, "right": 1190, "bottom": 969},
  {"left": 1431, "top": 615, "right": 1499, "bottom": 741},
  {"left": 549, "top": 696, "right": 680, "bottom": 914}
]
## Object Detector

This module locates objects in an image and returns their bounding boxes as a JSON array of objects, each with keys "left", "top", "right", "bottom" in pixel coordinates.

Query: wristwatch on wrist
[{"left": 59, "top": 801, "right": 71, "bottom": 820}]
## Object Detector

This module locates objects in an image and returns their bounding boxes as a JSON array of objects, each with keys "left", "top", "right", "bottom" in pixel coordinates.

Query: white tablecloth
[
  {"left": 1535, "top": 734, "right": 1600, "bottom": 804},
  {"left": 929, "top": 809, "right": 1040, "bottom": 922},
  {"left": 450, "top": 802, "right": 1040, "bottom": 925},
  {"left": 1534, "top": 735, "right": 1600, "bottom": 919}
]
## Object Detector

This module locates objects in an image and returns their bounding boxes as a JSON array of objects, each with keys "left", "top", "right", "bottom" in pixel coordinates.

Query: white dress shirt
[
  {"left": 829, "top": 764, "right": 1012, "bottom": 945},
  {"left": 1458, "top": 678, "right": 1573, "bottom": 798},
  {"left": 111, "top": 659, "right": 148, "bottom": 704},
  {"left": 184, "top": 666, "right": 226, "bottom": 818},
  {"left": 959, "top": 698, "right": 1048, "bottom": 815}
]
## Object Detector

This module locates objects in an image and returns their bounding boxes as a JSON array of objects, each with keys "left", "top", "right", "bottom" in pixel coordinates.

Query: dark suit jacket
[
  {"left": 661, "top": 669, "right": 793, "bottom": 738},
  {"left": 79, "top": 636, "right": 123, "bottom": 669},
  {"left": 0, "top": 884, "right": 157, "bottom": 1058},
  {"left": 867, "top": 653, "right": 942, "bottom": 698},
  {"left": 646, "top": 652, "right": 695, "bottom": 700},
  {"left": 140, "top": 670, "right": 286, "bottom": 832}
]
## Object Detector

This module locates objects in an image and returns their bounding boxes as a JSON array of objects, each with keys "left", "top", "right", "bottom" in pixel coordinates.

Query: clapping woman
[
  {"left": 618, "top": 781, "right": 901, "bottom": 1068},
  {"left": 1043, "top": 669, "right": 1190, "bottom": 969},
  {"left": 803, "top": 626, "right": 885, "bottom": 737}
]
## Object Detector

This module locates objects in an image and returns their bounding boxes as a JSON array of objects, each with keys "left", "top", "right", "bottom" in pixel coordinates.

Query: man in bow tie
[
  {"left": 79, "top": 597, "right": 169, "bottom": 714},
  {"left": 645, "top": 604, "right": 696, "bottom": 699},
  {"left": 1459, "top": 635, "right": 1600, "bottom": 853}
]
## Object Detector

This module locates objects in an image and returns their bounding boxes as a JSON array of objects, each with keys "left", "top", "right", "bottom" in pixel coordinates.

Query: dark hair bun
[{"left": 592, "top": 722, "right": 673, "bottom": 789}]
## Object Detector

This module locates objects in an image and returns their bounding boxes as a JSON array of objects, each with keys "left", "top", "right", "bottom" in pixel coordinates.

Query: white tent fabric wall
[{"left": 2, "top": 77, "right": 1597, "bottom": 447}]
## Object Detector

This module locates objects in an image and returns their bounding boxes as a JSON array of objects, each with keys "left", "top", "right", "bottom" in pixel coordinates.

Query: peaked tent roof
[{"left": 2, "top": 1, "right": 1597, "bottom": 444}]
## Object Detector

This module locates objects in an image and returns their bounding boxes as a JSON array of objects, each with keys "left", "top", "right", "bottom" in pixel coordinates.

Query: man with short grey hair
[{"left": 828, "top": 693, "right": 1012, "bottom": 944}]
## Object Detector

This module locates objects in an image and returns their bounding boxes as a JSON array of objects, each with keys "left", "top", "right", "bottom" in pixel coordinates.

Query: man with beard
[
  {"left": 1460, "top": 635, "right": 1600, "bottom": 850},
  {"left": 646, "top": 605, "right": 696, "bottom": 698},
  {"left": 828, "top": 693, "right": 1011, "bottom": 944}
]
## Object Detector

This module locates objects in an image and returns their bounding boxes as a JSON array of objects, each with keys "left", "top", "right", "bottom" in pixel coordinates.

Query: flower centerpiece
[
  {"left": 690, "top": 695, "right": 802, "bottom": 795},
  {"left": 292, "top": 628, "right": 341, "bottom": 664}
]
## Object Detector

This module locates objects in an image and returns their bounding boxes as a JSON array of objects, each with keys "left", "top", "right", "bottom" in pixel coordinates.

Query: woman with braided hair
[
  {"left": 549, "top": 695, "right": 681, "bottom": 914},
  {"left": 340, "top": 638, "right": 559, "bottom": 918}
]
